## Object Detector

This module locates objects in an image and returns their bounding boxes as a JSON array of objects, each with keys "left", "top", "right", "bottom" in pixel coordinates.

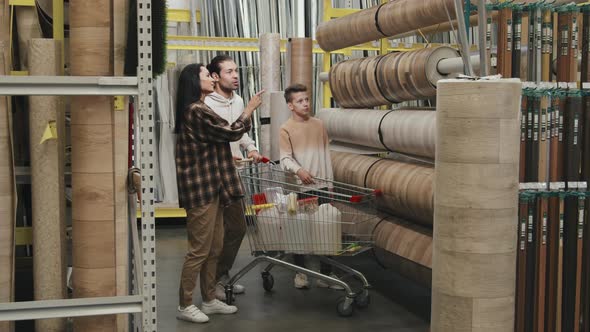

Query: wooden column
[
  {"left": 497, "top": 8, "right": 513, "bottom": 78},
  {"left": 69, "top": 0, "right": 116, "bottom": 331},
  {"left": 431, "top": 78, "right": 521, "bottom": 331}
]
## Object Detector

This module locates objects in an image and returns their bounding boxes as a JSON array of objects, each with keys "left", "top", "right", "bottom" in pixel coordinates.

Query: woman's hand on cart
[{"left": 296, "top": 168, "right": 315, "bottom": 184}]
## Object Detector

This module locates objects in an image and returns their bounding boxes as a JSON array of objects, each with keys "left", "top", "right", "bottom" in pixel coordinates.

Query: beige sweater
[{"left": 279, "top": 117, "right": 333, "bottom": 181}]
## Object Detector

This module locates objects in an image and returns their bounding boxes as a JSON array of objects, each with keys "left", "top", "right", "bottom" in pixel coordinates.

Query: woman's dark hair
[{"left": 174, "top": 63, "right": 204, "bottom": 134}]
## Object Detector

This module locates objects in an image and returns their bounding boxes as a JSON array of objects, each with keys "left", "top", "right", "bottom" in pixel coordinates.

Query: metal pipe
[
  {"left": 477, "top": 0, "right": 489, "bottom": 76},
  {"left": 453, "top": 0, "right": 475, "bottom": 76}
]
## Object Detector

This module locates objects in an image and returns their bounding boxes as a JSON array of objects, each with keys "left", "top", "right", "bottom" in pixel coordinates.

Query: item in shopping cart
[
  {"left": 263, "top": 187, "right": 288, "bottom": 213},
  {"left": 297, "top": 196, "right": 319, "bottom": 213},
  {"left": 282, "top": 212, "right": 313, "bottom": 254},
  {"left": 252, "top": 206, "right": 282, "bottom": 251},
  {"left": 287, "top": 192, "right": 298, "bottom": 215},
  {"left": 252, "top": 193, "right": 268, "bottom": 205},
  {"left": 310, "top": 203, "right": 342, "bottom": 255}
]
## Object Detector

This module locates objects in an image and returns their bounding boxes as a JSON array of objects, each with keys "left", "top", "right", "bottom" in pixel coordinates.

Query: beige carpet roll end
[{"left": 431, "top": 78, "right": 521, "bottom": 332}]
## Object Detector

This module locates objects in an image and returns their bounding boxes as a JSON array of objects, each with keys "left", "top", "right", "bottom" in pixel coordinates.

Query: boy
[{"left": 279, "top": 83, "right": 342, "bottom": 290}]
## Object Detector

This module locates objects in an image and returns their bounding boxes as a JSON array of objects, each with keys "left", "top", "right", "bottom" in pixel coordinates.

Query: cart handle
[{"left": 235, "top": 156, "right": 272, "bottom": 164}]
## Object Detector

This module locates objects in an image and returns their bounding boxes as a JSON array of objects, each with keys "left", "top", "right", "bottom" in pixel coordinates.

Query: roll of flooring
[
  {"left": 29, "top": 38, "right": 67, "bottom": 332},
  {"left": 260, "top": 33, "right": 281, "bottom": 157},
  {"left": 270, "top": 91, "right": 291, "bottom": 161},
  {"left": 337, "top": 204, "right": 433, "bottom": 287},
  {"left": 316, "top": 0, "right": 456, "bottom": 52},
  {"left": 331, "top": 151, "right": 434, "bottom": 226},
  {"left": 288, "top": 37, "right": 313, "bottom": 94},
  {"left": 329, "top": 46, "right": 459, "bottom": 108},
  {"left": 431, "top": 78, "right": 521, "bottom": 332},
  {"left": 70, "top": 0, "right": 117, "bottom": 330},
  {"left": 318, "top": 108, "right": 436, "bottom": 159},
  {"left": 0, "top": 1, "right": 15, "bottom": 330}
]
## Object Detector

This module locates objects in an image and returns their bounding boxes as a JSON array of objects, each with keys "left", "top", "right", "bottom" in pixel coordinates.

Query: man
[
  {"left": 205, "top": 55, "right": 262, "bottom": 300},
  {"left": 279, "top": 83, "right": 342, "bottom": 290}
]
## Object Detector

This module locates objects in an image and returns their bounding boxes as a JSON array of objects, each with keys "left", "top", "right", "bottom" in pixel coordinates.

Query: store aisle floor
[{"left": 156, "top": 226, "right": 430, "bottom": 332}]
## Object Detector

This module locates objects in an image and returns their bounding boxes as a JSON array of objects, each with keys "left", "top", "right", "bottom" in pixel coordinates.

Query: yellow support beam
[
  {"left": 53, "top": 0, "right": 64, "bottom": 72},
  {"left": 137, "top": 207, "right": 187, "bottom": 219},
  {"left": 10, "top": 70, "right": 28, "bottom": 75},
  {"left": 8, "top": 0, "right": 34, "bottom": 6},
  {"left": 327, "top": 8, "right": 359, "bottom": 19},
  {"left": 15, "top": 227, "right": 32, "bottom": 246},
  {"left": 167, "top": 8, "right": 201, "bottom": 23}
]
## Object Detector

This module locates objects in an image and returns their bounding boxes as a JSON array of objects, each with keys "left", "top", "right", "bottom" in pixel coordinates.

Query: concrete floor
[{"left": 156, "top": 226, "right": 430, "bottom": 332}]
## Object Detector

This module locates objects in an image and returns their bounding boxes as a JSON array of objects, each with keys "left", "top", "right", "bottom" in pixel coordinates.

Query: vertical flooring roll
[
  {"left": 431, "top": 78, "right": 521, "bottom": 331},
  {"left": 318, "top": 108, "right": 436, "bottom": 159},
  {"left": 557, "top": 11, "right": 579, "bottom": 83},
  {"left": 497, "top": 8, "right": 513, "bottom": 78},
  {"left": 270, "top": 91, "right": 290, "bottom": 161},
  {"left": 316, "top": 0, "right": 456, "bottom": 52},
  {"left": 113, "top": 1, "right": 129, "bottom": 330},
  {"left": 329, "top": 46, "right": 458, "bottom": 108},
  {"left": 29, "top": 38, "right": 67, "bottom": 332},
  {"left": 331, "top": 151, "right": 434, "bottom": 226},
  {"left": 0, "top": 0, "right": 15, "bottom": 330},
  {"left": 260, "top": 33, "right": 280, "bottom": 156},
  {"left": 69, "top": 0, "right": 116, "bottom": 331},
  {"left": 288, "top": 37, "right": 313, "bottom": 94}
]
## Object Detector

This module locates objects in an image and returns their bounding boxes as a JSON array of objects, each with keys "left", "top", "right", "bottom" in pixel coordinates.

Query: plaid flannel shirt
[{"left": 175, "top": 101, "right": 251, "bottom": 210}]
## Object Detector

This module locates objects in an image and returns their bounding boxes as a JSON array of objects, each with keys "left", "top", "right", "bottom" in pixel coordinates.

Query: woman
[{"left": 174, "top": 63, "right": 263, "bottom": 323}]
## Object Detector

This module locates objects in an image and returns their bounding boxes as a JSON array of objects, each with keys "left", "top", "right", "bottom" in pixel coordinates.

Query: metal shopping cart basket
[{"left": 223, "top": 160, "right": 382, "bottom": 317}]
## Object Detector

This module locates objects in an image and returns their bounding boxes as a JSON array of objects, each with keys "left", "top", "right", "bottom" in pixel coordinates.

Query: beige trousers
[{"left": 179, "top": 195, "right": 224, "bottom": 306}]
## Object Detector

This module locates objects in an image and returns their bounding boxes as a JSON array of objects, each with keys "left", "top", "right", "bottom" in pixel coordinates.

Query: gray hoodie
[{"left": 205, "top": 91, "right": 258, "bottom": 158}]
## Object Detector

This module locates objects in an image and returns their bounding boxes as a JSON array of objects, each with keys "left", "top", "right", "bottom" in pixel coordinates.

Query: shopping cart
[{"left": 223, "top": 160, "right": 382, "bottom": 317}]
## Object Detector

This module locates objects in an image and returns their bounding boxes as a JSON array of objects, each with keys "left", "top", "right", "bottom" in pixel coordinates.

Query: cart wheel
[
  {"left": 336, "top": 297, "right": 354, "bottom": 317},
  {"left": 225, "top": 286, "right": 235, "bottom": 305},
  {"left": 262, "top": 272, "right": 274, "bottom": 292},
  {"left": 354, "top": 290, "right": 370, "bottom": 309}
]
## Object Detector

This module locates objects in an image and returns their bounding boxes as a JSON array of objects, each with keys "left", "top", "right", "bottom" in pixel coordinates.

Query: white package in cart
[
  {"left": 282, "top": 211, "right": 312, "bottom": 254},
  {"left": 310, "top": 204, "right": 342, "bottom": 255},
  {"left": 263, "top": 186, "right": 288, "bottom": 213},
  {"left": 254, "top": 206, "right": 282, "bottom": 251}
]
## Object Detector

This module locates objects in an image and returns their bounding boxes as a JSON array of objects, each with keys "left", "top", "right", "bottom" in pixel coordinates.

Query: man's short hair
[
  {"left": 206, "top": 54, "right": 234, "bottom": 76},
  {"left": 284, "top": 83, "right": 307, "bottom": 103}
]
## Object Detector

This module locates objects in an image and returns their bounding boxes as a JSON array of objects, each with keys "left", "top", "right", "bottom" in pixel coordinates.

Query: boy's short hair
[
  {"left": 284, "top": 83, "right": 307, "bottom": 103},
  {"left": 207, "top": 54, "right": 234, "bottom": 76}
]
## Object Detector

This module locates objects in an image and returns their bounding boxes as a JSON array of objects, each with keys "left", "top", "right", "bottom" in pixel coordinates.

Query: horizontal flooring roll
[
  {"left": 338, "top": 204, "right": 433, "bottom": 287},
  {"left": 329, "top": 46, "right": 458, "bottom": 108},
  {"left": 318, "top": 108, "right": 435, "bottom": 159},
  {"left": 316, "top": 0, "right": 457, "bottom": 52},
  {"left": 331, "top": 151, "right": 434, "bottom": 226}
]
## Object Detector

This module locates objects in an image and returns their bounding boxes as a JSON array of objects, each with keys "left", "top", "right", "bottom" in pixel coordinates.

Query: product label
[
  {"left": 561, "top": 25, "right": 569, "bottom": 56},
  {"left": 542, "top": 211, "right": 548, "bottom": 244},
  {"left": 574, "top": 114, "right": 579, "bottom": 145},
  {"left": 508, "top": 20, "right": 513, "bottom": 51},
  {"left": 520, "top": 217, "right": 527, "bottom": 250},
  {"left": 528, "top": 212, "right": 534, "bottom": 243}
]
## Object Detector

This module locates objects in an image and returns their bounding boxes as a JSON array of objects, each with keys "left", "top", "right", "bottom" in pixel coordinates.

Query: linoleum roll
[
  {"left": 431, "top": 78, "right": 521, "bottom": 332},
  {"left": 0, "top": 0, "right": 15, "bottom": 329},
  {"left": 15, "top": 6, "right": 42, "bottom": 70},
  {"left": 329, "top": 47, "right": 459, "bottom": 108},
  {"left": 270, "top": 92, "right": 291, "bottom": 161},
  {"left": 316, "top": 0, "right": 456, "bottom": 52},
  {"left": 318, "top": 108, "right": 435, "bottom": 159},
  {"left": 29, "top": 38, "right": 67, "bottom": 332},
  {"left": 260, "top": 33, "right": 280, "bottom": 157},
  {"left": 288, "top": 37, "right": 313, "bottom": 93},
  {"left": 331, "top": 151, "right": 434, "bottom": 225},
  {"left": 70, "top": 0, "right": 116, "bottom": 330}
]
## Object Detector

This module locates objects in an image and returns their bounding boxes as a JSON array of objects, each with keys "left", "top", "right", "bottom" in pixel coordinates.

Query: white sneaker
[
  {"left": 218, "top": 275, "right": 246, "bottom": 294},
  {"left": 176, "top": 305, "right": 209, "bottom": 323},
  {"left": 201, "top": 299, "right": 238, "bottom": 315},
  {"left": 316, "top": 273, "right": 345, "bottom": 290},
  {"left": 294, "top": 272, "right": 309, "bottom": 289}
]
